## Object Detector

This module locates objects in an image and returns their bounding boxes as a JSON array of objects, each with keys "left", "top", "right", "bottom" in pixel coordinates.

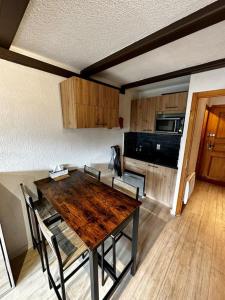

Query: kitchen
[
  {"left": 1, "top": 1, "right": 225, "bottom": 300},
  {"left": 123, "top": 92, "right": 187, "bottom": 207}
]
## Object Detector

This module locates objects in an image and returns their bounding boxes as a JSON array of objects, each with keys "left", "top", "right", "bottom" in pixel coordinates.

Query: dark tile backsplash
[{"left": 124, "top": 132, "right": 181, "bottom": 169}]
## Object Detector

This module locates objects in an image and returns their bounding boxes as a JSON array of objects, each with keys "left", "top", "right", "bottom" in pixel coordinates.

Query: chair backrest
[
  {"left": 35, "top": 209, "right": 59, "bottom": 259},
  {"left": 112, "top": 177, "right": 139, "bottom": 200},
  {"left": 20, "top": 183, "right": 35, "bottom": 209},
  {"left": 84, "top": 165, "right": 101, "bottom": 181}
]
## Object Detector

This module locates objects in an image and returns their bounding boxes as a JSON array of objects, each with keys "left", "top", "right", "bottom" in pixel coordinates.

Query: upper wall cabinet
[
  {"left": 156, "top": 92, "right": 188, "bottom": 113},
  {"left": 130, "top": 97, "right": 157, "bottom": 132},
  {"left": 130, "top": 92, "right": 187, "bottom": 133},
  {"left": 60, "top": 77, "right": 119, "bottom": 128}
]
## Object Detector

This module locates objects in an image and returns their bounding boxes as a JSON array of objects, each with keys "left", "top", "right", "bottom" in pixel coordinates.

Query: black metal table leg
[
  {"left": 131, "top": 207, "right": 140, "bottom": 275},
  {"left": 89, "top": 248, "right": 99, "bottom": 300}
]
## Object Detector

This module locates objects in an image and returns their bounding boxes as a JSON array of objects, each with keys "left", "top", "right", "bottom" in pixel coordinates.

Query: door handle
[{"left": 165, "top": 106, "right": 177, "bottom": 109}]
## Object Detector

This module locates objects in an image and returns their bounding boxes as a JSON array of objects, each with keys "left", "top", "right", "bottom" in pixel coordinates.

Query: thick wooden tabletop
[{"left": 34, "top": 170, "right": 141, "bottom": 250}]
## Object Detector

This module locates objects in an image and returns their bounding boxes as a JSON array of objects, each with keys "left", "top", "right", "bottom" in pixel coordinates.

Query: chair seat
[
  {"left": 50, "top": 222, "right": 88, "bottom": 270},
  {"left": 34, "top": 198, "right": 58, "bottom": 222}
]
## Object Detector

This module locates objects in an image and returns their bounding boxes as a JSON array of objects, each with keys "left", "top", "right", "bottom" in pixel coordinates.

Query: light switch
[{"left": 156, "top": 144, "right": 160, "bottom": 150}]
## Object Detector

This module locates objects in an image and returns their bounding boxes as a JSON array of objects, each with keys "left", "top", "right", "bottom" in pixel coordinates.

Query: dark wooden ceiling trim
[
  {"left": 81, "top": 1, "right": 225, "bottom": 77},
  {"left": 121, "top": 58, "right": 225, "bottom": 90},
  {"left": 0, "top": 47, "right": 121, "bottom": 91},
  {"left": 0, "top": 0, "right": 30, "bottom": 49}
]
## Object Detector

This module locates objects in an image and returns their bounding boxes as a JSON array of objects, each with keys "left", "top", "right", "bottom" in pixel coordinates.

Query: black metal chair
[
  {"left": 35, "top": 209, "right": 89, "bottom": 300},
  {"left": 84, "top": 165, "right": 101, "bottom": 181},
  {"left": 101, "top": 177, "right": 139, "bottom": 285},
  {"left": 20, "top": 183, "right": 60, "bottom": 271}
]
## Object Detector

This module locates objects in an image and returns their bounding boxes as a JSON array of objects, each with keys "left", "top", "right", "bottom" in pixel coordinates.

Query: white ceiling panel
[
  {"left": 12, "top": 0, "right": 215, "bottom": 71},
  {"left": 98, "top": 21, "right": 225, "bottom": 85}
]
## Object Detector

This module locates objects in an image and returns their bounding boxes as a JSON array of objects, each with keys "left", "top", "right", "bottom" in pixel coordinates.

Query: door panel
[
  {"left": 198, "top": 105, "right": 225, "bottom": 184},
  {"left": 216, "top": 112, "right": 225, "bottom": 137},
  {"left": 208, "top": 157, "right": 225, "bottom": 179}
]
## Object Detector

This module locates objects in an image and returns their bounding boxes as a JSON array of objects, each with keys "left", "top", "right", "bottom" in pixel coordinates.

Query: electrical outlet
[{"left": 156, "top": 144, "right": 161, "bottom": 150}]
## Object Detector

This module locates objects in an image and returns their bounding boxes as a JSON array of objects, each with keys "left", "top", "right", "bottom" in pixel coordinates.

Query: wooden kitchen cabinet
[
  {"left": 156, "top": 92, "right": 187, "bottom": 113},
  {"left": 123, "top": 157, "right": 147, "bottom": 175},
  {"left": 123, "top": 157, "right": 177, "bottom": 207},
  {"left": 130, "top": 99, "right": 138, "bottom": 131},
  {"left": 60, "top": 77, "right": 119, "bottom": 128},
  {"left": 130, "top": 97, "right": 156, "bottom": 132},
  {"left": 145, "top": 163, "right": 177, "bottom": 207}
]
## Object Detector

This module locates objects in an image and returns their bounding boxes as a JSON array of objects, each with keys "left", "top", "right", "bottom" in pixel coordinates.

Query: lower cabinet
[
  {"left": 145, "top": 163, "right": 177, "bottom": 207},
  {"left": 123, "top": 157, "right": 177, "bottom": 207}
]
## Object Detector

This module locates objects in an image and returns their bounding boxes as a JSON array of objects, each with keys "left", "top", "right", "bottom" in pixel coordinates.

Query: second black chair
[
  {"left": 101, "top": 177, "right": 139, "bottom": 285},
  {"left": 84, "top": 165, "right": 101, "bottom": 181},
  {"left": 20, "top": 183, "right": 60, "bottom": 271}
]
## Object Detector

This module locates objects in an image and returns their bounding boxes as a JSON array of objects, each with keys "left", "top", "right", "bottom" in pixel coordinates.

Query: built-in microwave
[{"left": 155, "top": 113, "right": 185, "bottom": 134}]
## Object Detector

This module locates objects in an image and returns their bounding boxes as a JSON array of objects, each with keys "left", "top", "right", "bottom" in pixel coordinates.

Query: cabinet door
[
  {"left": 60, "top": 77, "right": 119, "bottom": 128},
  {"left": 130, "top": 99, "right": 138, "bottom": 131},
  {"left": 145, "top": 164, "right": 160, "bottom": 201},
  {"left": 145, "top": 164, "right": 177, "bottom": 207},
  {"left": 130, "top": 98, "right": 156, "bottom": 132},
  {"left": 164, "top": 92, "right": 187, "bottom": 112},
  {"left": 141, "top": 98, "right": 156, "bottom": 132},
  {"left": 156, "top": 92, "right": 187, "bottom": 113},
  {"left": 123, "top": 157, "right": 147, "bottom": 175},
  {"left": 99, "top": 85, "right": 119, "bottom": 108},
  {"left": 76, "top": 105, "right": 97, "bottom": 128},
  {"left": 100, "top": 85, "right": 119, "bottom": 128},
  {"left": 104, "top": 108, "right": 119, "bottom": 129}
]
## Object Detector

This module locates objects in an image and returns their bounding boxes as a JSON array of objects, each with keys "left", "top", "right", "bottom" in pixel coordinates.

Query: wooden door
[{"left": 198, "top": 105, "right": 225, "bottom": 184}]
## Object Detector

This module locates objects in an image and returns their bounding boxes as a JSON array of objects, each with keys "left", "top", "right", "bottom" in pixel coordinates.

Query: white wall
[
  {"left": 171, "top": 67, "right": 225, "bottom": 215},
  {"left": 208, "top": 96, "right": 225, "bottom": 107},
  {"left": 0, "top": 58, "right": 133, "bottom": 257},
  {"left": 0, "top": 59, "right": 131, "bottom": 172}
]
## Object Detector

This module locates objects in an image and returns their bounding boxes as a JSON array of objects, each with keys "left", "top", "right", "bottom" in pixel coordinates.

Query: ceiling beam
[
  {"left": 0, "top": 47, "right": 121, "bottom": 91},
  {"left": 0, "top": 0, "right": 30, "bottom": 49},
  {"left": 121, "top": 58, "right": 225, "bottom": 90},
  {"left": 81, "top": 1, "right": 225, "bottom": 77}
]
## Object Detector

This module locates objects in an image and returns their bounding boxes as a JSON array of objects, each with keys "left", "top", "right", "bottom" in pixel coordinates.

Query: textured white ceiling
[
  {"left": 98, "top": 21, "right": 225, "bottom": 85},
  {"left": 12, "top": 0, "right": 215, "bottom": 73}
]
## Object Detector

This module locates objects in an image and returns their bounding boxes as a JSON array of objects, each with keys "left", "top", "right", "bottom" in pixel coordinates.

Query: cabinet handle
[
  {"left": 142, "top": 129, "right": 152, "bottom": 131},
  {"left": 148, "top": 164, "right": 158, "bottom": 168},
  {"left": 96, "top": 123, "right": 106, "bottom": 126},
  {"left": 165, "top": 106, "right": 178, "bottom": 109}
]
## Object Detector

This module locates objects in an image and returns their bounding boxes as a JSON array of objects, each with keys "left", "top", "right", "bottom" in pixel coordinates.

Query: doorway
[
  {"left": 175, "top": 90, "right": 225, "bottom": 215},
  {"left": 196, "top": 105, "right": 225, "bottom": 185}
]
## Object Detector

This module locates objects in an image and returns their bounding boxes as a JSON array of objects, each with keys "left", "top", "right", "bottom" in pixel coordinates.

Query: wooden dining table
[{"left": 34, "top": 169, "right": 141, "bottom": 300}]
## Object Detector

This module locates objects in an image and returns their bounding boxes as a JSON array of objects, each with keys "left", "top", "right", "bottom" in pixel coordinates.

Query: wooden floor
[
  {"left": 0, "top": 245, "right": 11, "bottom": 297},
  {"left": 2, "top": 180, "right": 225, "bottom": 300}
]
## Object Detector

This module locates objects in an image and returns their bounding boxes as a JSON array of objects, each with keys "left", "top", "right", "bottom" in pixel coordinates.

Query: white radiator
[{"left": 183, "top": 172, "right": 196, "bottom": 204}]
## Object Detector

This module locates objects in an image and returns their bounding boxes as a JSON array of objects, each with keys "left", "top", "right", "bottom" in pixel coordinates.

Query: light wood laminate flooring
[{"left": 2, "top": 181, "right": 225, "bottom": 300}]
